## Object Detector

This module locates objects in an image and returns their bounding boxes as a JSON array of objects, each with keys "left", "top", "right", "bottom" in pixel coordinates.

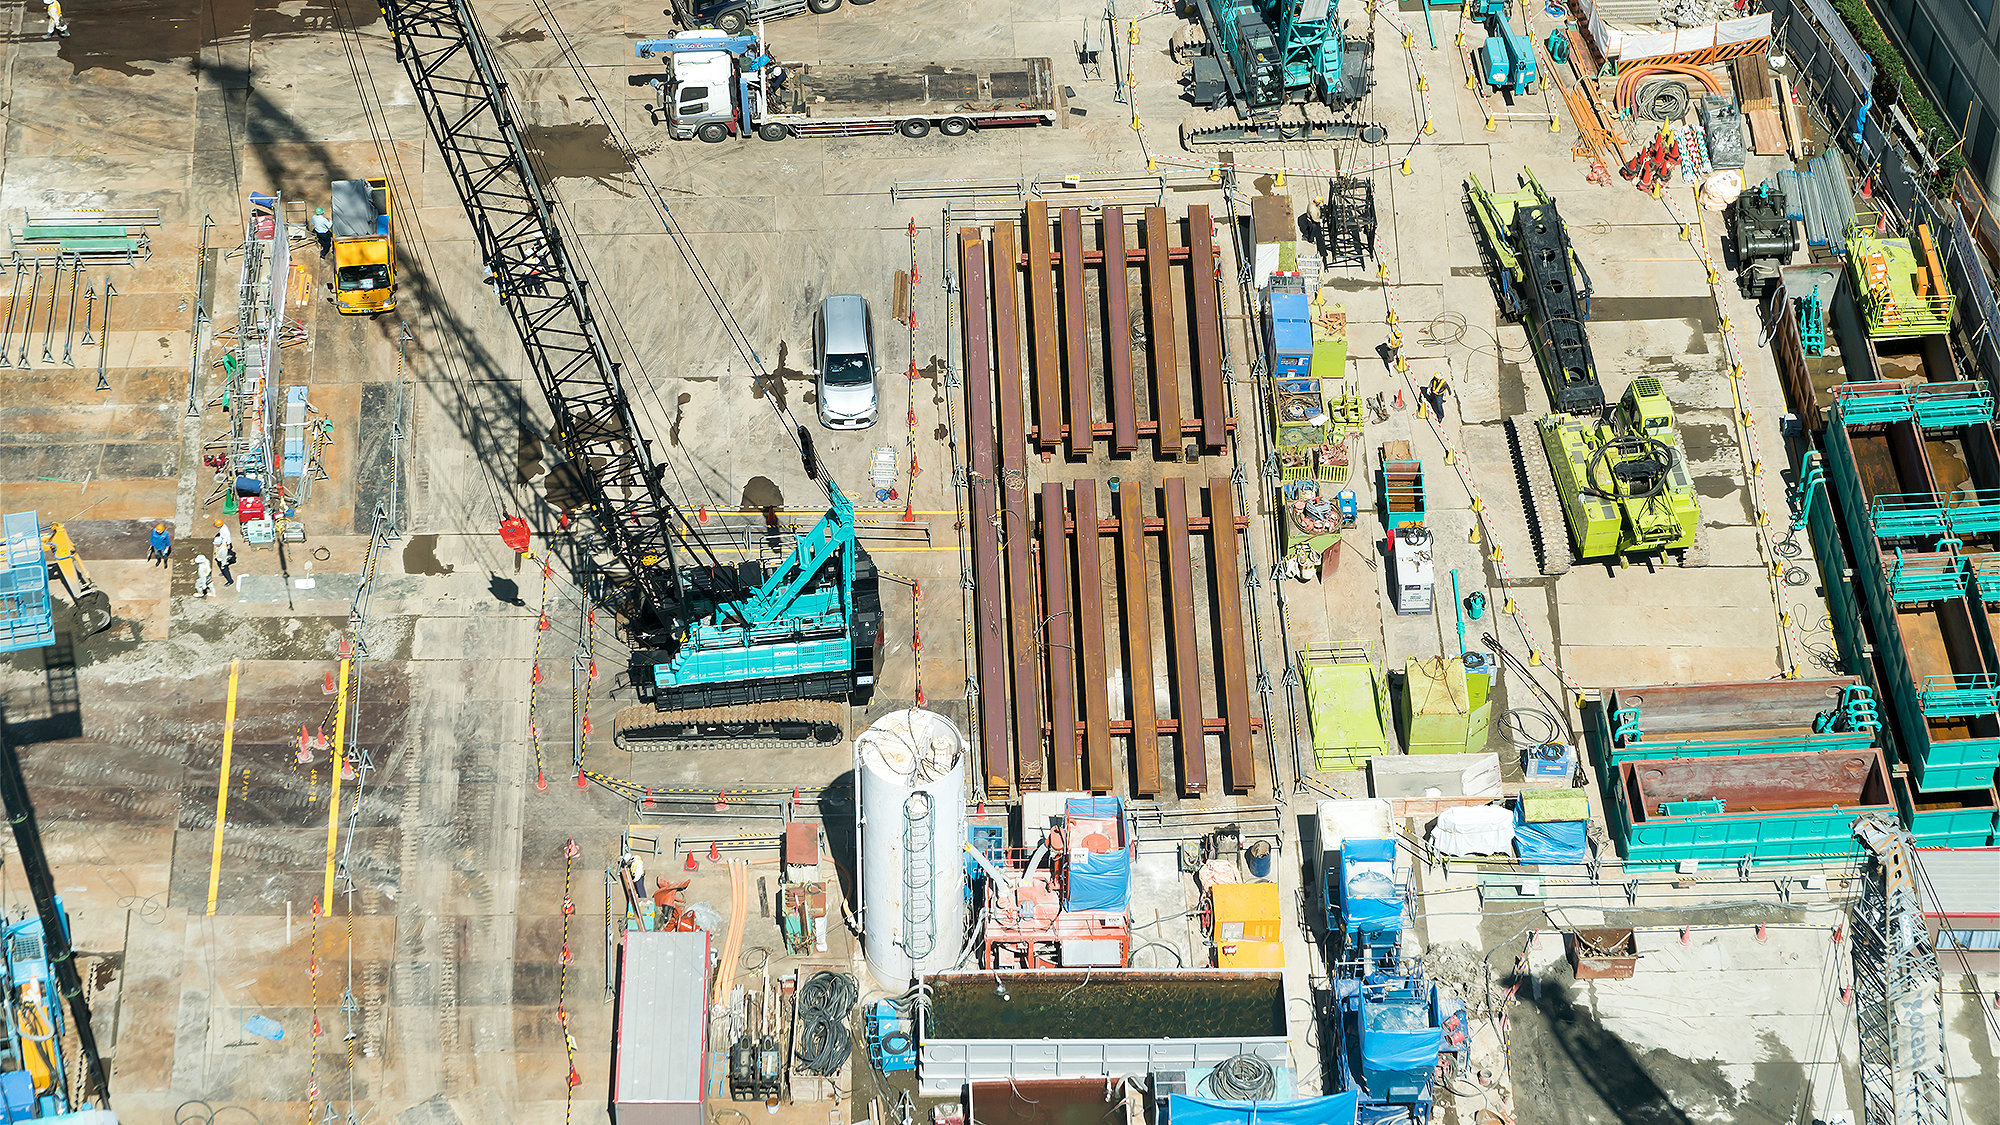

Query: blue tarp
[
  {"left": 1338, "top": 837, "right": 1403, "bottom": 935},
  {"left": 1169, "top": 1093, "right": 1359, "bottom": 1125},
  {"left": 1513, "top": 815, "right": 1588, "bottom": 864},
  {"left": 1064, "top": 796, "right": 1131, "bottom": 912},
  {"left": 1359, "top": 1000, "right": 1444, "bottom": 1072}
]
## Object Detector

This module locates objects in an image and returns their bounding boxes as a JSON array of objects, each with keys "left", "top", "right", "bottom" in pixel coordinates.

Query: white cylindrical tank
[{"left": 856, "top": 708, "right": 968, "bottom": 990}]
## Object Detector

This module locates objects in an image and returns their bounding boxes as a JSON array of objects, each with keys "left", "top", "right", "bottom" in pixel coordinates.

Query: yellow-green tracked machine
[{"left": 1466, "top": 169, "right": 1702, "bottom": 574}]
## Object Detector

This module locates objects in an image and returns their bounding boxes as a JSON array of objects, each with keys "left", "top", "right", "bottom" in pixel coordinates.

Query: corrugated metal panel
[
  {"left": 615, "top": 930, "right": 710, "bottom": 1119},
  {"left": 1914, "top": 848, "right": 2000, "bottom": 917}
]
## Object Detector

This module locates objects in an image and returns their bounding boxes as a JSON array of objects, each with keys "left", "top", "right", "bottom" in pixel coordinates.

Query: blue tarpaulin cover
[
  {"left": 1064, "top": 797, "right": 1131, "bottom": 912},
  {"left": 1169, "top": 1093, "right": 1360, "bottom": 1125},
  {"left": 1337, "top": 837, "right": 1402, "bottom": 934},
  {"left": 1513, "top": 805, "right": 1588, "bottom": 864},
  {"left": 1359, "top": 1000, "right": 1443, "bottom": 1072}
]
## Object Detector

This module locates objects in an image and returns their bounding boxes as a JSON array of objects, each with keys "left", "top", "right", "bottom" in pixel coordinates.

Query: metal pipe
[
  {"left": 39, "top": 255, "right": 64, "bottom": 363},
  {"left": 18, "top": 258, "right": 41, "bottom": 367},
  {"left": 0, "top": 255, "right": 23, "bottom": 368},
  {"left": 61, "top": 256, "right": 80, "bottom": 366},
  {"left": 79, "top": 283, "right": 94, "bottom": 346},
  {"left": 95, "top": 282, "right": 115, "bottom": 391}
]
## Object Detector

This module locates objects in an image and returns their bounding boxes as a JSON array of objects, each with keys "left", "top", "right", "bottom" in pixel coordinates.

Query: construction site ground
[{"left": 0, "top": 1, "right": 1993, "bottom": 1124}]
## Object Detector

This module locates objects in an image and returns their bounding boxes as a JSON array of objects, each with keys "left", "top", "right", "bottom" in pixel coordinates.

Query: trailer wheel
[
  {"left": 806, "top": 0, "right": 841, "bottom": 10},
  {"left": 938, "top": 116, "right": 972, "bottom": 137},
  {"left": 714, "top": 7, "right": 747, "bottom": 33},
  {"left": 758, "top": 122, "right": 789, "bottom": 141},
  {"left": 696, "top": 122, "right": 732, "bottom": 143},
  {"left": 1522, "top": 80, "right": 1537, "bottom": 96},
  {"left": 897, "top": 118, "right": 931, "bottom": 139}
]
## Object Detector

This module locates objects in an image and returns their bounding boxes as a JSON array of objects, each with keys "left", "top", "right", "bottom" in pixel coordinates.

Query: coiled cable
[
  {"left": 795, "top": 970, "right": 859, "bottom": 1075},
  {"left": 1206, "top": 1053, "right": 1278, "bottom": 1101}
]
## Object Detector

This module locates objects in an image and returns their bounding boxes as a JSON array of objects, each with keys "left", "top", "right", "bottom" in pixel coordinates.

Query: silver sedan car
[{"left": 814, "top": 294, "right": 879, "bottom": 429}]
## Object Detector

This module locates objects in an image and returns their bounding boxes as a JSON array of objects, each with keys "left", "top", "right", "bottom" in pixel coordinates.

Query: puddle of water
[{"left": 523, "top": 123, "right": 630, "bottom": 181}]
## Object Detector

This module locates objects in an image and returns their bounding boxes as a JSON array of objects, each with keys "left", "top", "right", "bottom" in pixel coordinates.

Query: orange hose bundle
[{"left": 1614, "top": 62, "right": 1727, "bottom": 113}]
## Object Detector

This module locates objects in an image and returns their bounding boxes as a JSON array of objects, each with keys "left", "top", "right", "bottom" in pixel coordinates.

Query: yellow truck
[{"left": 331, "top": 177, "right": 395, "bottom": 314}]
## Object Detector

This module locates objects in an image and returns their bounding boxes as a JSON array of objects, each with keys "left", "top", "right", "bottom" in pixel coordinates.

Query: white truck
[{"left": 637, "top": 34, "right": 1060, "bottom": 143}]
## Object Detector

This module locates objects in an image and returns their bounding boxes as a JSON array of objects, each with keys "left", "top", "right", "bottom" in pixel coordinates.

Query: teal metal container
[
  {"left": 1602, "top": 749, "right": 1891, "bottom": 870},
  {"left": 1895, "top": 775, "right": 1999, "bottom": 847}
]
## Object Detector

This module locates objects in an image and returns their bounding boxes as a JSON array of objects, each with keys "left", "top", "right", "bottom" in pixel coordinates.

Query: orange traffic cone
[
  {"left": 323, "top": 672, "right": 336, "bottom": 695},
  {"left": 575, "top": 767, "right": 587, "bottom": 790},
  {"left": 916, "top": 686, "right": 927, "bottom": 708},
  {"left": 684, "top": 851, "right": 698, "bottom": 872},
  {"left": 642, "top": 787, "right": 656, "bottom": 811},
  {"left": 707, "top": 841, "right": 721, "bottom": 862},
  {"left": 532, "top": 664, "right": 542, "bottom": 685},
  {"left": 714, "top": 789, "right": 728, "bottom": 812},
  {"left": 537, "top": 769, "right": 549, "bottom": 793}
]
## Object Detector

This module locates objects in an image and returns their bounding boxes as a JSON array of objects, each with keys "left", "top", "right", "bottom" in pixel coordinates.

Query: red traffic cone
[
  {"left": 561, "top": 942, "right": 573, "bottom": 965},
  {"left": 341, "top": 757, "right": 355, "bottom": 781},
  {"left": 908, "top": 217, "right": 916, "bottom": 237},
  {"left": 529, "top": 721, "right": 539, "bottom": 740},
  {"left": 912, "top": 581, "right": 922, "bottom": 600},
  {"left": 1841, "top": 986, "right": 1853, "bottom": 1005},
  {"left": 297, "top": 729, "right": 312, "bottom": 764},
  {"left": 642, "top": 787, "right": 657, "bottom": 810},
  {"left": 714, "top": 789, "right": 728, "bottom": 812},
  {"left": 1756, "top": 924, "right": 1768, "bottom": 943},
  {"left": 1393, "top": 389, "right": 1405, "bottom": 410},
  {"left": 1680, "top": 927, "right": 1691, "bottom": 946},
  {"left": 565, "top": 836, "right": 580, "bottom": 859},
  {"left": 308, "top": 956, "right": 320, "bottom": 978},
  {"left": 976, "top": 801, "right": 986, "bottom": 819},
  {"left": 315, "top": 727, "right": 330, "bottom": 751},
  {"left": 538, "top": 612, "right": 550, "bottom": 631},
  {"left": 903, "top": 501, "right": 915, "bottom": 523},
  {"left": 915, "top": 686, "right": 928, "bottom": 708},
  {"left": 562, "top": 894, "right": 575, "bottom": 916},
  {"left": 312, "top": 1013, "right": 322, "bottom": 1038},
  {"left": 582, "top": 715, "right": 593, "bottom": 735},
  {"left": 707, "top": 841, "right": 721, "bottom": 862},
  {"left": 575, "top": 767, "right": 587, "bottom": 790},
  {"left": 537, "top": 769, "right": 549, "bottom": 793},
  {"left": 910, "top": 267, "right": 920, "bottom": 286},
  {"left": 532, "top": 664, "right": 543, "bottom": 685},
  {"left": 589, "top": 659, "right": 599, "bottom": 681},
  {"left": 791, "top": 787, "right": 799, "bottom": 807},
  {"left": 311, "top": 896, "right": 322, "bottom": 917},
  {"left": 1832, "top": 925, "right": 1844, "bottom": 944},
  {"left": 308, "top": 1080, "right": 320, "bottom": 1102},
  {"left": 568, "top": 1064, "right": 582, "bottom": 1089},
  {"left": 542, "top": 559, "right": 553, "bottom": 578},
  {"left": 907, "top": 407, "right": 918, "bottom": 427},
  {"left": 912, "top": 633, "right": 923, "bottom": 652},
  {"left": 684, "top": 850, "right": 698, "bottom": 871},
  {"left": 323, "top": 671, "right": 336, "bottom": 694},
  {"left": 697, "top": 505, "right": 709, "bottom": 524}
]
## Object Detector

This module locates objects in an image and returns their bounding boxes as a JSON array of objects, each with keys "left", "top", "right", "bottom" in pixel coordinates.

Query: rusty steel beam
[
  {"left": 991, "top": 223, "right": 1044, "bottom": 790},
  {"left": 1145, "top": 206, "right": 1183, "bottom": 460},
  {"left": 1102, "top": 207, "right": 1138, "bottom": 455},
  {"left": 1187, "top": 205, "right": 1226, "bottom": 453},
  {"left": 1206, "top": 479, "right": 1255, "bottom": 794},
  {"left": 1119, "top": 484, "right": 1160, "bottom": 797},
  {"left": 1048, "top": 717, "right": 1265, "bottom": 736},
  {"left": 1029, "top": 418, "right": 1236, "bottom": 444},
  {"left": 1016, "top": 246, "right": 1193, "bottom": 265},
  {"left": 1162, "top": 479, "right": 1207, "bottom": 796},
  {"left": 1041, "top": 483, "right": 1080, "bottom": 791},
  {"left": 1058, "top": 514, "right": 1253, "bottom": 535},
  {"left": 959, "top": 229, "right": 1012, "bottom": 797},
  {"left": 1072, "top": 483, "right": 1114, "bottom": 791},
  {"left": 1026, "top": 201, "right": 1061, "bottom": 456},
  {"left": 1059, "top": 206, "right": 1093, "bottom": 459}
]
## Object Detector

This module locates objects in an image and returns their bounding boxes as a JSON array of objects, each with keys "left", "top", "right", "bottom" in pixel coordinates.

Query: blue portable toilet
[{"left": 1265, "top": 290, "right": 1314, "bottom": 381}]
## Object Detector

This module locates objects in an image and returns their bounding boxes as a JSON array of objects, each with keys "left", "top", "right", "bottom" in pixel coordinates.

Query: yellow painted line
[
  {"left": 205, "top": 659, "right": 242, "bottom": 917},
  {"left": 322, "top": 657, "right": 351, "bottom": 910}
]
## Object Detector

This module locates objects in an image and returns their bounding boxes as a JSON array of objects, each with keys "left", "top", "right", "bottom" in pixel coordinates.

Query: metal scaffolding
[{"left": 208, "top": 197, "right": 291, "bottom": 541}]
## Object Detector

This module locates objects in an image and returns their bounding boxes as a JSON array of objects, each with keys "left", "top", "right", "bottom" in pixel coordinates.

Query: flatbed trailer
[{"left": 654, "top": 50, "right": 1061, "bottom": 142}]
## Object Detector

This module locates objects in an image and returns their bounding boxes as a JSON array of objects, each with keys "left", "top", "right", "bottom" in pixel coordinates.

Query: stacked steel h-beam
[{"left": 957, "top": 207, "right": 1258, "bottom": 800}]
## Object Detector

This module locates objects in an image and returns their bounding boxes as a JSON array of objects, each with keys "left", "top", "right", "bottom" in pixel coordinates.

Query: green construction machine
[{"left": 1531, "top": 377, "right": 1700, "bottom": 572}]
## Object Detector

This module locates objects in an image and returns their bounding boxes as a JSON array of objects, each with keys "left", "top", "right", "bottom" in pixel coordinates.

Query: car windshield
[
  {"left": 338, "top": 264, "right": 390, "bottom": 292},
  {"left": 824, "top": 352, "right": 871, "bottom": 386}
]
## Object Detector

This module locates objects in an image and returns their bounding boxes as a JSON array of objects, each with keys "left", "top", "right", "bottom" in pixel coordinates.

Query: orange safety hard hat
[{"left": 155, "top": 523, "right": 165, "bottom": 532}]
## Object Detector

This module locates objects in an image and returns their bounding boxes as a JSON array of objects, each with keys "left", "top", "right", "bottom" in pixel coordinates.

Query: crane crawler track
[
  {"left": 613, "top": 699, "right": 847, "bottom": 751},
  {"left": 1508, "top": 413, "right": 1572, "bottom": 577}
]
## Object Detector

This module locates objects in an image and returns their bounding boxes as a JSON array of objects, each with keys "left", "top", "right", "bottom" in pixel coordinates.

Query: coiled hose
[
  {"left": 1206, "top": 1053, "right": 1278, "bottom": 1101},
  {"left": 795, "top": 970, "right": 859, "bottom": 1075},
  {"left": 1633, "top": 79, "right": 1690, "bottom": 122}
]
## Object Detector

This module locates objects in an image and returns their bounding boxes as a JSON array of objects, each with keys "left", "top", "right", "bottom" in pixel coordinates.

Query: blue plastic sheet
[
  {"left": 1064, "top": 796, "right": 1131, "bottom": 912},
  {"left": 1169, "top": 1093, "right": 1359, "bottom": 1125},
  {"left": 1513, "top": 817, "right": 1587, "bottom": 864},
  {"left": 1359, "top": 1004, "right": 1443, "bottom": 1072},
  {"left": 1337, "top": 838, "right": 1402, "bottom": 934}
]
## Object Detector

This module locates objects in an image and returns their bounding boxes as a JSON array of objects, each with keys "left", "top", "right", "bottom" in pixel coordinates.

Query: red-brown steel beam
[
  {"left": 1118, "top": 484, "right": 1159, "bottom": 797},
  {"left": 1016, "top": 246, "right": 1193, "bottom": 265},
  {"left": 1162, "top": 479, "right": 1207, "bottom": 796},
  {"left": 1046, "top": 718, "right": 1265, "bottom": 736},
  {"left": 1206, "top": 479, "right": 1255, "bottom": 794},
  {"left": 1187, "top": 205, "right": 1226, "bottom": 453},
  {"left": 1026, "top": 201, "right": 1061, "bottom": 456},
  {"left": 1102, "top": 207, "right": 1138, "bottom": 455},
  {"left": 1145, "top": 206, "right": 1183, "bottom": 460},
  {"left": 959, "top": 228, "right": 1012, "bottom": 797},
  {"left": 991, "top": 222, "right": 1044, "bottom": 789},
  {"left": 1027, "top": 418, "right": 1237, "bottom": 444},
  {"left": 1059, "top": 206, "right": 1093, "bottom": 459},
  {"left": 1057, "top": 514, "right": 1253, "bottom": 535},
  {"left": 1041, "top": 483, "right": 1080, "bottom": 791},
  {"left": 1072, "top": 483, "right": 1114, "bottom": 791}
]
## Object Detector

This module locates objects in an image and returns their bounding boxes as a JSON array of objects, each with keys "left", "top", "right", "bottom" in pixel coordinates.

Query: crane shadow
[{"left": 1501, "top": 971, "right": 1696, "bottom": 1125}]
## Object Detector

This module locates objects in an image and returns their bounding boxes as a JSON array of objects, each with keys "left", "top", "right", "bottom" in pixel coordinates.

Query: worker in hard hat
[
  {"left": 148, "top": 523, "right": 171, "bottom": 567},
  {"left": 1422, "top": 374, "right": 1451, "bottom": 422},
  {"left": 311, "top": 207, "right": 333, "bottom": 258}
]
